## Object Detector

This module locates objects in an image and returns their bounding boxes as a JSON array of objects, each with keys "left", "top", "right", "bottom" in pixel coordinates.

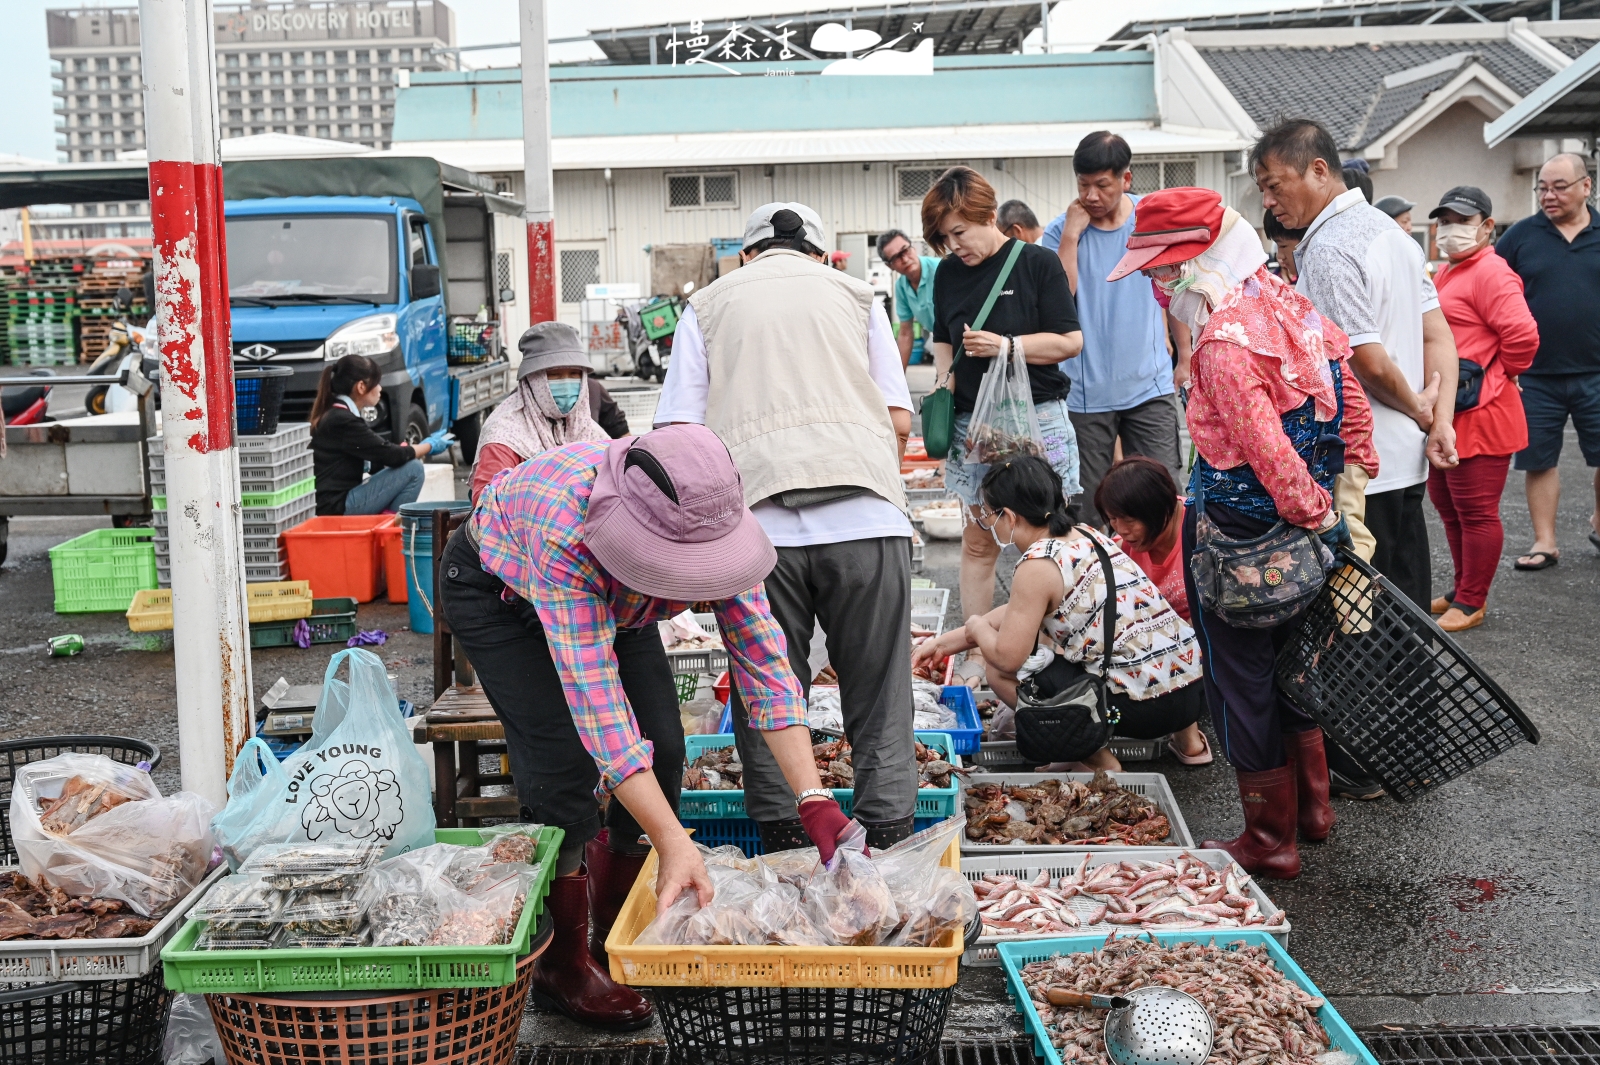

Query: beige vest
[{"left": 688, "top": 249, "right": 907, "bottom": 512}]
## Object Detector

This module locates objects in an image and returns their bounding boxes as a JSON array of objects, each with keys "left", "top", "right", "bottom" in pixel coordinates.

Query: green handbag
[{"left": 918, "top": 240, "right": 1026, "bottom": 459}]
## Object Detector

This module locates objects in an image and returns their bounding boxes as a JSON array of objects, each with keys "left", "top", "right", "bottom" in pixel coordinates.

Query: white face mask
[
  {"left": 988, "top": 512, "right": 1016, "bottom": 552},
  {"left": 1436, "top": 222, "right": 1485, "bottom": 259}
]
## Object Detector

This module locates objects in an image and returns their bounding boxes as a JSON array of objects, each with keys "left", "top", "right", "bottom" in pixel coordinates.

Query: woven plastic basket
[
  {"left": 0, "top": 735, "right": 160, "bottom": 864},
  {"left": 652, "top": 982, "right": 955, "bottom": 1065},
  {"left": 1276, "top": 554, "right": 1539, "bottom": 802},
  {"left": 205, "top": 920, "right": 549, "bottom": 1065}
]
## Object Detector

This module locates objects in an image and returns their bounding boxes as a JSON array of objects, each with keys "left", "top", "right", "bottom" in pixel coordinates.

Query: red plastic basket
[{"left": 205, "top": 929, "right": 548, "bottom": 1065}]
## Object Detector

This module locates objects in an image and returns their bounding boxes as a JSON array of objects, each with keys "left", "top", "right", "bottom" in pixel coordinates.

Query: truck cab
[{"left": 221, "top": 157, "right": 523, "bottom": 456}]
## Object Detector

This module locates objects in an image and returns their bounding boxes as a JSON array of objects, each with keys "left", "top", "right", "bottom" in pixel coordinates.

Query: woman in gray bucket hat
[
  {"left": 469, "top": 321, "right": 629, "bottom": 500},
  {"left": 438, "top": 424, "right": 846, "bottom": 1031}
]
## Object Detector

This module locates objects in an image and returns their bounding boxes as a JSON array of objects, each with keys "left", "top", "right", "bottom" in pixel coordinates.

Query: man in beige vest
[{"left": 655, "top": 202, "right": 919, "bottom": 852}]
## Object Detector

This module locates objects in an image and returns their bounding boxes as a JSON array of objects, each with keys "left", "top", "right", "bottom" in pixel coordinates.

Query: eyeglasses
[
  {"left": 882, "top": 244, "right": 915, "bottom": 264},
  {"left": 974, "top": 505, "right": 1001, "bottom": 532},
  {"left": 1537, "top": 179, "right": 1590, "bottom": 196}
]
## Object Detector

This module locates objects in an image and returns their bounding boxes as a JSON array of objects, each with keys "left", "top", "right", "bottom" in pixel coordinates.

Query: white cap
[{"left": 741, "top": 202, "right": 826, "bottom": 252}]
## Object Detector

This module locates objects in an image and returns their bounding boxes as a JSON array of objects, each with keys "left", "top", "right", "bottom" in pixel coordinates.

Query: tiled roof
[{"left": 1197, "top": 39, "right": 1562, "bottom": 148}]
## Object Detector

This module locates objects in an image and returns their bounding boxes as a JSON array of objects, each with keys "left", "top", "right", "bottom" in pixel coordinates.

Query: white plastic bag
[
  {"left": 802, "top": 820, "right": 897, "bottom": 946},
  {"left": 211, "top": 649, "right": 436, "bottom": 869},
  {"left": 162, "top": 992, "right": 223, "bottom": 1065},
  {"left": 962, "top": 339, "right": 1045, "bottom": 471},
  {"left": 9, "top": 754, "right": 217, "bottom": 916}
]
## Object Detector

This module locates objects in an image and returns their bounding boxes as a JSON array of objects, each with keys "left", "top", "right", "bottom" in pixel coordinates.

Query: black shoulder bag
[{"left": 1013, "top": 529, "right": 1120, "bottom": 765}]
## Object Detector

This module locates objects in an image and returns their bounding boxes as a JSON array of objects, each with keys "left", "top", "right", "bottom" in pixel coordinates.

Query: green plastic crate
[
  {"left": 160, "top": 825, "right": 562, "bottom": 994},
  {"left": 153, "top": 476, "right": 314, "bottom": 511},
  {"left": 250, "top": 597, "right": 358, "bottom": 647},
  {"left": 48, "top": 528, "right": 158, "bottom": 613},
  {"left": 640, "top": 296, "right": 679, "bottom": 341}
]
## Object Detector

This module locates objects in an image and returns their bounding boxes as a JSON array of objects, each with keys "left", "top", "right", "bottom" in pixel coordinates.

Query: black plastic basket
[
  {"left": 0, "top": 970, "right": 172, "bottom": 1065},
  {"left": 0, "top": 735, "right": 161, "bottom": 864},
  {"left": 1276, "top": 553, "right": 1539, "bottom": 802},
  {"left": 234, "top": 365, "right": 293, "bottom": 436},
  {"left": 651, "top": 984, "right": 955, "bottom": 1065}
]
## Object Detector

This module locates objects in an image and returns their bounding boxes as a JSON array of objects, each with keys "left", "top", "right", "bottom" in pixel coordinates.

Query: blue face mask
[{"left": 548, "top": 379, "right": 583, "bottom": 414}]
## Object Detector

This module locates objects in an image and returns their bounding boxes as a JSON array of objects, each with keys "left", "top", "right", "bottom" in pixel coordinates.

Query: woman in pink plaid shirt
[{"left": 439, "top": 425, "right": 850, "bottom": 1031}]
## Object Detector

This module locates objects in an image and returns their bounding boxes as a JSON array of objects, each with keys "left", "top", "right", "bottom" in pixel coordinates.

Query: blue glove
[
  {"left": 1317, "top": 513, "right": 1353, "bottom": 552},
  {"left": 421, "top": 430, "right": 455, "bottom": 454}
]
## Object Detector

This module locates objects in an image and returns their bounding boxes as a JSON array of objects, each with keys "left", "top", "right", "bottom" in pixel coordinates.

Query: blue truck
[{"left": 222, "top": 156, "right": 522, "bottom": 457}]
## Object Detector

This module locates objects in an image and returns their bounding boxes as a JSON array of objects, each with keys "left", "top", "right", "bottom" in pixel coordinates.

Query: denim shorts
[
  {"left": 1513, "top": 372, "right": 1600, "bottom": 471},
  {"left": 946, "top": 398, "right": 1082, "bottom": 507}
]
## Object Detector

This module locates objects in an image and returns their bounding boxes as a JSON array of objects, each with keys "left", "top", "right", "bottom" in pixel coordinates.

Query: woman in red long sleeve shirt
[{"left": 1426, "top": 188, "right": 1541, "bottom": 631}]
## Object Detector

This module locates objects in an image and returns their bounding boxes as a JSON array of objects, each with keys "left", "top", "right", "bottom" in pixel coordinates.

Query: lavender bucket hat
[{"left": 583, "top": 424, "right": 776, "bottom": 600}]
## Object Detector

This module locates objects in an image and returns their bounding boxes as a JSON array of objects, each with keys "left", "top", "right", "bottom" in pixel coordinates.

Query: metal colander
[{"left": 1103, "top": 986, "right": 1215, "bottom": 1065}]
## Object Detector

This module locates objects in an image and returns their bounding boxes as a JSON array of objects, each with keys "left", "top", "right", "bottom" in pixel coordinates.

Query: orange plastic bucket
[
  {"left": 281, "top": 515, "right": 392, "bottom": 602},
  {"left": 375, "top": 519, "right": 406, "bottom": 603}
]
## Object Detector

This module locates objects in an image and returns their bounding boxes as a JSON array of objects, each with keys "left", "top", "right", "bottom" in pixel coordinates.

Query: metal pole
[
  {"left": 1042, "top": 1, "right": 1051, "bottom": 53},
  {"left": 520, "top": 0, "right": 557, "bottom": 324},
  {"left": 140, "top": 0, "right": 252, "bottom": 806}
]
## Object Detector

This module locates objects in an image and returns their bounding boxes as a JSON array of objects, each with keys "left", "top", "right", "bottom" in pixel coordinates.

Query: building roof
[
  {"left": 583, "top": 1, "right": 1044, "bottom": 65},
  {"left": 118, "top": 132, "right": 374, "bottom": 163},
  {"left": 1486, "top": 39, "right": 1600, "bottom": 142},
  {"left": 1111, "top": 0, "right": 1600, "bottom": 39},
  {"left": 1196, "top": 37, "right": 1563, "bottom": 148}
]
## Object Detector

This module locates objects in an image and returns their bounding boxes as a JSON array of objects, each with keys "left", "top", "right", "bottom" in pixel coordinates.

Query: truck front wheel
[{"left": 405, "top": 402, "right": 429, "bottom": 445}]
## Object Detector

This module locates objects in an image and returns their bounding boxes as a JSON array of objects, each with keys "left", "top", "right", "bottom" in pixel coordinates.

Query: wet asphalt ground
[{"left": 1, "top": 393, "right": 1597, "bottom": 1045}]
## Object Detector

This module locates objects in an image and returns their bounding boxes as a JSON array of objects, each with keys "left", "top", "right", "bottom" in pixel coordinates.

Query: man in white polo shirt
[{"left": 1253, "top": 119, "right": 1459, "bottom": 611}]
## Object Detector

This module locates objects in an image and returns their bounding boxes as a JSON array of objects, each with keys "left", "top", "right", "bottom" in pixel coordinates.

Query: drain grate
[
  {"left": 516, "top": 1038, "right": 1039, "bottom": 1065},
  {"left": 1364, "top": 1027, "right": 1600, "bottom": 1065}
]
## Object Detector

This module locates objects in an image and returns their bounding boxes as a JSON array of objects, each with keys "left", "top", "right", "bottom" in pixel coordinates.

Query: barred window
[
  {"left": 560, "top": 248, "right": 601, "bottom": 303},
  {"left": 1131, "top": 158, "right": 1198, "bottom": 195},
  {"left": 897, "top": 167, "right": 940, "bottom": 203},
  {"left": 666, "top": 172, "right": 737, "bottom": 209}
]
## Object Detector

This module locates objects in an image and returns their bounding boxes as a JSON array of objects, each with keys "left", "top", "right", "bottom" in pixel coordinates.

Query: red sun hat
[{"left": 1106, "top": 187, "right": 1226, "bottom": 282}]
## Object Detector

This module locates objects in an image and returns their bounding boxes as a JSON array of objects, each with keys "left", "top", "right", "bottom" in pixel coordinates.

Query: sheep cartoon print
[{"left": 302, "top": 757, "right": 405, "bottom": 842}]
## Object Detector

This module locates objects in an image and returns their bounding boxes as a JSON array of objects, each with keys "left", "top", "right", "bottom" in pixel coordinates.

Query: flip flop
[
  {"left": 1514, "top": 550, "right": 1559, "bottom": 571},
  {"left": 1166, "top": 731, "right": 1213, "bottom": 766}
]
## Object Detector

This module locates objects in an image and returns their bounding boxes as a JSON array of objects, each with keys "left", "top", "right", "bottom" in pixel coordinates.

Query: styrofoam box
[
  {"left": 959, "top": 848, "right": 1288, "bottom": 966},
  {"left": 959, "top": 771, "right": 1194, "bottom": 852}
]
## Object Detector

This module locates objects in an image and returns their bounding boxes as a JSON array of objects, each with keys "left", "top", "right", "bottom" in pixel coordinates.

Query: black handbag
[
  {"left": 1189, "top": 474, "right": 1334, "bottom": 630},
  {"left": 1455, "top": 357, "right": 1485, "bottom": 412},
  {"left": 1013, "top": 529, "right": 1120, "bottom": 765}
]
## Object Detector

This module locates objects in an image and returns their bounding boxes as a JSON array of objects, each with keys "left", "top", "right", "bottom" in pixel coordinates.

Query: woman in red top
[
  {"left": 1426, "top": 188, "right": 1540, "bottom": 631},
  {"left": 1094, "top": 456, "right": 1212, "bottom": 766}
]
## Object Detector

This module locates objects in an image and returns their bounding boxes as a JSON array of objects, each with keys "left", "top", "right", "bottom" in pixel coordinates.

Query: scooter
[
  {"left": 0, "top": 372, "right": 52, "bottom": 426},
  {"left": 81, "top": 285, "right": 157, "bottom": 416}
]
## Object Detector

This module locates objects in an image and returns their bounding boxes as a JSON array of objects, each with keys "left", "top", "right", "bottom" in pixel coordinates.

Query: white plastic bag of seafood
[
  {"left": 960, "top": 336, "right": 1045, "bottom": 472},
  {"left": 872, "top": 815, "right": 966, "bottom": 905},
  {"left": 636, "top": 863, "right": 770, "bottom": 946},
  {"left": 883, "top": 866, "right": 976, "bottom": 947},
  {"left": 802, "top": 820, "right": 898, "bottom": 946},
  {"left": 10, "top": 754, "right": 217, "bottom": 917}
]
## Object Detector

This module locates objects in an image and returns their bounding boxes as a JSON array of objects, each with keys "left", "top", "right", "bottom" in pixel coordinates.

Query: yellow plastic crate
[
  {"left": 126, "top": 580, "right": 314, "bottom": 632},
  {"left": 605, "top": 837, "right": 963, "bottom": 989}
]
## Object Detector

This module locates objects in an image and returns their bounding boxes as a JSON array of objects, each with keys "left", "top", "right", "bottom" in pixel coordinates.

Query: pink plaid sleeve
[{"left": 713, "top": 585, "right": 807, "bottom": 732}]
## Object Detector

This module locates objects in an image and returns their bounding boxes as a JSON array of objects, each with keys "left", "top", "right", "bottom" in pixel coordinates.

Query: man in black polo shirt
[{"left": 1498, "top": 153, "right": 1600, "bottom": 570}]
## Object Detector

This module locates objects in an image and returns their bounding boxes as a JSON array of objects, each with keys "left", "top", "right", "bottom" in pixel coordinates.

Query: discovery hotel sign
[{"left": 214, "top": 2, "right": 446, "bottom": 42}]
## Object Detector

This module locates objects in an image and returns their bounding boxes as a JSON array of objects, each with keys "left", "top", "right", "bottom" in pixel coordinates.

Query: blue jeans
[
  {"left": 342, "top": 460, "right": 425, "bottom": 515},
  {"left": 945, "top": 398, "right": 1081, "bottom": 506}
]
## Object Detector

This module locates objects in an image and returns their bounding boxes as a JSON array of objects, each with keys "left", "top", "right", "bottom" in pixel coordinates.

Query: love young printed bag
[{"left": 212, "top": 648, "right": 434, "bottom": 869}]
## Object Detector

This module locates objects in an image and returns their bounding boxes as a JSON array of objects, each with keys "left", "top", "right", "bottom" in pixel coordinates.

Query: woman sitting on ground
[
  {"left": 309, "top": 353, "right": 450, "bottom": 516},
  {"left": 912, "top": 455, "right": 1205, "bottom": 774},
  {"left": 1095, "top": 455, "right": 1213, "bottom": 766}
]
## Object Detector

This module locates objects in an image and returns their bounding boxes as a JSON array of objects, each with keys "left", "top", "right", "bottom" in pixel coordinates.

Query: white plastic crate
[
  {"left": 0, "top": 865, "right": 225, "bottom": 983},
  {"left": 973, "top": 736, "right": 1170, "bottom": 768},
  {"left": 151, "top": 451, "right": 313, "bottom": 494},
  {"left": 611, "top": 388, "right": 661, "bottom": 432},
  {"left": 662, "top": 612, "right": 726, "bottom": 675},
  {"left": 153, "top": 495, "right": 315, "bottom": 539},
  {"left": 959, "top": 771, "right": 1194, "bottom": 851},
  {"left": 159, "top": 559, "right": 291, "bottom": 586},
  {"left": 958, "top": 849, "right": 1289, "bottom": 966},
  {"left": 152, "top": 422, "right": 309, "bottom": 469}
]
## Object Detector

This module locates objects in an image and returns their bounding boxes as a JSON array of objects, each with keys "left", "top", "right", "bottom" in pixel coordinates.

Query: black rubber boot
[
  {"left": 859, "top": 814, "right": 916, "bottom": 851},
  {"left": 757, "top": 816, "right": 810, "bottom": 853}
]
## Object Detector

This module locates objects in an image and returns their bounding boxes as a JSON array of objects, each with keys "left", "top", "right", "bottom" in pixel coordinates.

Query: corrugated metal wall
[{"left": 535, "top": 152, "right": 1230, "bottom": 318}]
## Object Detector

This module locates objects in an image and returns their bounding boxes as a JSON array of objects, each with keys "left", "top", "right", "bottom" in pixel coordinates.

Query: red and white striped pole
[
  {"left": 140, "top": 0, "right": 252, "bottom": 805},
  {"left": 519, "top": 0, "right": 557, "bottom": 323}
]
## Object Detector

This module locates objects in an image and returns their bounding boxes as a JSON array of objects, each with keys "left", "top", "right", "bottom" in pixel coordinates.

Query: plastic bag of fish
[{"left": 635, "top": 817, "right": 975, "bottom": 949}]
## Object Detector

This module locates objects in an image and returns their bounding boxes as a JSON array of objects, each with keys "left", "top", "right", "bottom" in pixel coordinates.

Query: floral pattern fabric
[{"left": 1021, "top": 528, "right": 1203, "bottom": 700}]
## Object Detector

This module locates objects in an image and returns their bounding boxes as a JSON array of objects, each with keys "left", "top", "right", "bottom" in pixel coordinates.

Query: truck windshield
[{"left": 227, "top": 215, "right": 396, "bottom": 303}]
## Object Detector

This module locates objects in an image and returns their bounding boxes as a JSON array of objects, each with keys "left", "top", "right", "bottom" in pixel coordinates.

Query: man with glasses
[
  {"left": 1497, "top": 153, "right": 1600, "bottom": 571},
  {"left": 878, "top": 228, "right": 940, "bottom": 368}
]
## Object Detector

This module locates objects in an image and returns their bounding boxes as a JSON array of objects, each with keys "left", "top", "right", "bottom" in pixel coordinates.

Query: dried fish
[
  {"left": 1019, "top": 938, "right": 1330, "bottom": 1064},
  {"left": 963, "top": 771, "right": 1172, "bottom": 847}
]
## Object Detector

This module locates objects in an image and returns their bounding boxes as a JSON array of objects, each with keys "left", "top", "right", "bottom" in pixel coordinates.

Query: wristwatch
[{"left": 797, "top": 788, "right": 833, "bottom": 804}]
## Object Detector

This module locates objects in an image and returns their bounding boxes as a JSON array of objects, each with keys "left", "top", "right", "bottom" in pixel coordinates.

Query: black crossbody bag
[{"left": 1013, "top": 529, "right": 1120, "bottom": 765}]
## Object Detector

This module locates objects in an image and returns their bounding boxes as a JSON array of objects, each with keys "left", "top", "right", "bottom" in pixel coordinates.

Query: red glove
[{"left": 797, "top": 798, "right": 853, "bottom": 865}]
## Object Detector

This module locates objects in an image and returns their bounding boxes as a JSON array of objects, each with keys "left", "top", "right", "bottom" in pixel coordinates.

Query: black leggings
[
  {"left": 1109, "top": 681, "right": 1206, "bottom": 740},
  {"left": 437, "top": 530, "right": 684, "bottom": 875}
]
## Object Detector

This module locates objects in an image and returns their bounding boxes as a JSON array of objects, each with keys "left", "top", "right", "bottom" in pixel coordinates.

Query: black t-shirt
[
  {"left": 1496, "top": 210, "right": 1600, "bottom": 375},
  {"left": 931, "top": 239, "right": 1079, "bottom": 414}
]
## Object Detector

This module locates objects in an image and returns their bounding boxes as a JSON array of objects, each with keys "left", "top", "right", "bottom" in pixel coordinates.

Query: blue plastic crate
[
  {"left": 680, "top": 732, "right": 959, "bottom": 821},
  {"left": 262, "top": 735, "right": 303, "bottom": 762},
  {"left": 996, "top": 931, "right": 1379, "bottom": 1065},
  {"left": 939, "top": 686, "right": 983, "bottom": 755},
  {"left": 717, "top": 692, "right": 982, "bottom": 754},
  {"left": 684, "top": 816, "right": 944, "bottom": 858}
]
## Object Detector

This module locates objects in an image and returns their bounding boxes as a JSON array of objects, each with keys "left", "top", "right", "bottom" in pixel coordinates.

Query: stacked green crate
[{"left": 7, "top": 280, "right": 79, "bottom": 367}]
